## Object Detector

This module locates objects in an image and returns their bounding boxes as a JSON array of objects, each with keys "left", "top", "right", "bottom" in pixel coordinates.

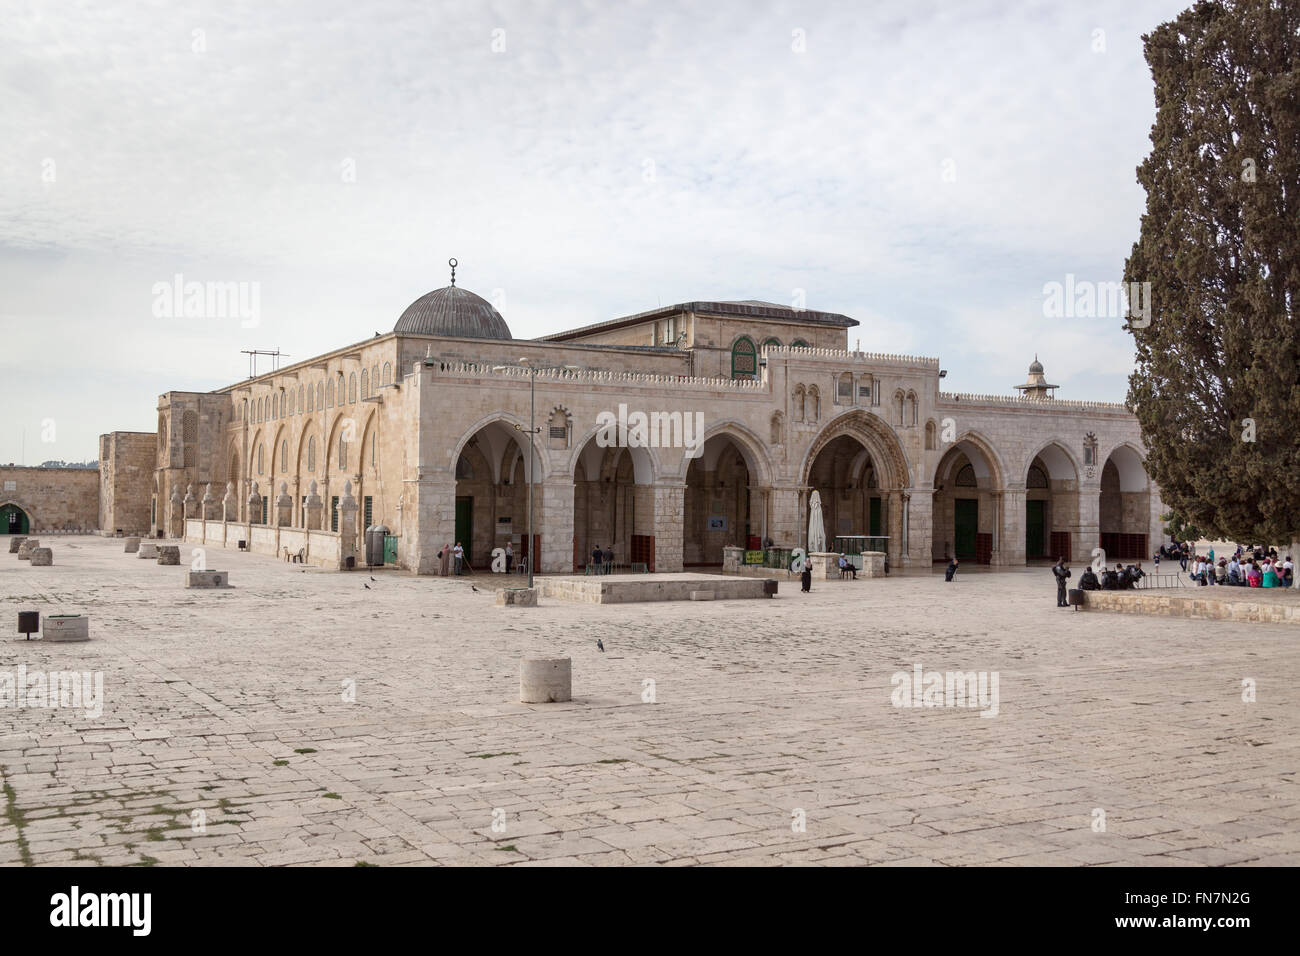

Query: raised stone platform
[
  {"left": 1081, "top": 587, "right": 1300, "bottom": 625},
  {"left": 185, "top": 570, "right": 230, "bottom": 588},
  {"left": 538, "top": 573, "right": 775, "bottom": 604}
]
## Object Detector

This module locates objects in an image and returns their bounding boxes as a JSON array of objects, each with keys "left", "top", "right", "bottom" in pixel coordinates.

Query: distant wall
[
  {"left": 99, "top": 431, "right": 156, "bottom": 535},
  {"left": 0, "top": 466, "right": 99, "bottom": 532}
]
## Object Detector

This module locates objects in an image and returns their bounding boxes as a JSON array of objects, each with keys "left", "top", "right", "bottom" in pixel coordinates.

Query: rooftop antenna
[
  {"left": 449, "top": 257, "right": 457, "bottom": 287},
  {"left": 241, "top": 348, "right": 290, "bottom": 379}
]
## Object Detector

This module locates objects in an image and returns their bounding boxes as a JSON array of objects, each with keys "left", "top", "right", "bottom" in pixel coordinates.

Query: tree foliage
[{"left": 1124, "top": 0, "right": 1300, "bottom": 543}]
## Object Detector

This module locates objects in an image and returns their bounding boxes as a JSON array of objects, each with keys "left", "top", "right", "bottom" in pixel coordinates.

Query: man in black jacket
[
  {"left": 1079, "top": 566, "right": 1100, "bottom": 590},
  {"left": 1052, "top": 558, "right": 1071, "bottom": 607}
]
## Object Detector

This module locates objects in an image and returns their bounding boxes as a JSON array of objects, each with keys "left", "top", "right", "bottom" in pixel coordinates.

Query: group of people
[
  {"left": 1156, "top": 540, "right": 1294, "bottom": 588},
  {"left": 590, "top": 546, "right": 615, "bottom": 574},
  {"left": 1075, "top": 561, "right": 1145, "bottom": 593},
  {"left": 436, "top": 541, "right": 467, "bottom": 576}
]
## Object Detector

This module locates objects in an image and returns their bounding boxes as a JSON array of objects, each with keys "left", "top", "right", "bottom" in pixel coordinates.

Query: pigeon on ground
[
  {"left": 363, "top": 583, "right": 370, "bottom": 590},
  {"left": 370, "top": 576, "right": 376, "bottom": 582},
  {"left": 471, "top": 585, "right": 479, "bottom": 593},
  {"left": 597, "top": 640, "right": 605, "bottom": 652}
]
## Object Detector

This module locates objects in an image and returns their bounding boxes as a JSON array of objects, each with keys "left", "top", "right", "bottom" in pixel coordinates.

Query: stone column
[
  {"left": 999, "top": 488, "right": 1026, "bottom": 567},
  {"left": 183, "top": 483, "right": 196, "bottom": 528},
  {"left": 304, "top": 480, "right": 323, "bottom": 533},
  {"left": 538, "top": 478, "right": 574, "bottom": 574},
  {"left": 201, "top": 483, "right": 218, "bottom": 521},
  {"left": 247, "top": 481, "right": 262, "bottom": 526},
  {"left": 338, "top": 480, "right": 359, "bottom": 568},
  {"left": 767, "top": 485, "right": 801, "bottom": 548},
  {"left": 652, "top": 481, "right": 686, "bottom": 572},
  {"left": 222, "top": 482, "right": 238, "bottom": 524},
  {"left": 169, "top": 486, "right": 184, "bottom": 539},
  {"left": 906, "top": 489, "right": 933, "bottom": 568},
  {"left": 1075, "top": 483, "right": 1101, "bottom": 564},
  {"left": 405, "top": 474, "right": 455, "bottom": 574},
  {"left": 275, "top": 481, "right": 293, "bottom": 528}
]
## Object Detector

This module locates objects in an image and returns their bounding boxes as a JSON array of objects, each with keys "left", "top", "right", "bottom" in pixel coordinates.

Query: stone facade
[
  {"left": 98, "top": 431, "right": 156, "bottom": 535},
  {"left": 85, "top": 284, "right": 1165, "bottom": 577},
  {"left": 0, "top": 466, "right": 99, "bottom": 533}
]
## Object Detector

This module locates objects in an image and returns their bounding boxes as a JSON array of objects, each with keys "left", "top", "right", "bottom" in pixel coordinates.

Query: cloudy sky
[{"left": 1, "top": 0, "right": 1190, "bottom": 464}]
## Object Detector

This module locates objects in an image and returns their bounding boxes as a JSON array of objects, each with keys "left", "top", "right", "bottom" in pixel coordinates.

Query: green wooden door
[
  {"left": 383, "top": 535, "right": 398, "bottom": 565},
  {"left": 1025, "top": 499, "right": 1046, "bottom": 559},
  {"left": 1, "top": 504, "right": 29, "bottom": 535},
  {"left": 954, "top": 499, "right": 978, "bottom": 559},
  {"left": 455, "top": 496, "right": 473, "bottom": 564},
  {"left": 869, "top": 497, "right": 882, "bottom": 537}
]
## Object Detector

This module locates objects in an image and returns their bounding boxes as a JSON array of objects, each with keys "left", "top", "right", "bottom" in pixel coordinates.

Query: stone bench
[
  {"left": 185, "top": 570, "right": 230, "bottom": 588},
  {"left": 8, "top": 536, "right": 27, "bottom": 554},
  {"left": 30, "top": 547, "right": 53, "bottom": 566},
  {"left": 157, "top": 545, "right": 181, "bottom": 565},
  {"left": 17, "top": 539, "right": 40, "bottom": 560},
  {"left": 124, "top": 536, "right": 141, "bottom": 553},
  {"left": 496, "top": 587, "right": 538, "bottom": 607},
  {"left": 138, "top": 543, "right": 158, "bottom": 559},
  {"left": 45, "top": 614, "right": 89, "bottom": 642}
]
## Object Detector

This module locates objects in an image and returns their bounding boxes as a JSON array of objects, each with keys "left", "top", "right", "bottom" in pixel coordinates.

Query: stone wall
[
  {"left": 0, "top": 466, "right": 99, "bottom": 532},
  {"left": 99, "top": 431, "right": 156, "bottom": 534},
  {"left": 1080, "top": 589, "right": 1300, "bottom": 624}
]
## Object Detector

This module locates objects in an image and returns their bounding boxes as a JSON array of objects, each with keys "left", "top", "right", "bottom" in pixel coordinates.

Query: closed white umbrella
[{"left": 808, "top": 490, "right": 827, "bottom": 554}]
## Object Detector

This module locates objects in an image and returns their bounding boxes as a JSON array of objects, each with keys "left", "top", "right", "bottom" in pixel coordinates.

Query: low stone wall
[
  {"left": 184, "top": 518, "right": 345, "bottom": 569},
  {"left": 539, "top": 575, "right": 774, "bottom": 604},
  {"left": 1080, "top": 589, "right": 1300, "bottom": 625}
]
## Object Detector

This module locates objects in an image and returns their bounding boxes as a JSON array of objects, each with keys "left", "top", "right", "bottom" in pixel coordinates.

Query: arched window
[
  {"left": 793, "top": 385, "right": 806, "bottom": 423},
  {"left": 906, "top": 390, "right": 918, "bottom": 426},
  {"left": 288, "top": 392, "right": 295, "bottom": 417},
  {"left": 305, "top": 386, "right": 313, "bottom": 413},
  {"left": 349, "top": 373, "right": 357, "bottom": 404},
  {"left": 791, "top": 339, "right": 810, "bottom": 349},
  {"left": 382, "top": 362, "right": 391, "bottom": 386},
  {"left": 326, "top": 378, "right": 335, "bottom": 408},
  {"left": 956, "top": 463, "right": 977, "bottom": 487},
  {"left": 837, "top": 372, "right": 854, "bottom": 404},
  {"left": 925, "top": 420, "right": 937, "bottom": 450},
  {"left": 307, "top": 436, "right": 316, "bottom": 472},
  {"left": 280, "top": 440, "right": 288, "bottom": 473},
  {"left": 316, "top": 382, "right": 324, "bottom": 409},
  {"left": 731, "top": 336, "right": 757, "bottom": 379},
  {"left": 298, "top": 385, "right": 304, "bottom": 411},
  {"left": 770, "top": 412, "right": 784, "bottom": 445},
  {"left": 762, "top": 337, "right": 781, "bottom": 352},
  {"left": 338, "top": 434, "right": 347, "bottom": 469},
  {"left": 807, "top": 386, "right": 820, "bottom": 421},
  {"left": 1027, "top": 464, "right": 1049, "bottom": 488},
  {"left": 361, "top": 369, "right": 369, "bottom": 398},
  {"left": 256, "top": 444, "right": 264, "bottom": 475},
  {"left": 893, "top": 390, "right": 905, "bottom": 425},
  {"left": 372, "top": 365, "right": 379, "bottom": 391}
]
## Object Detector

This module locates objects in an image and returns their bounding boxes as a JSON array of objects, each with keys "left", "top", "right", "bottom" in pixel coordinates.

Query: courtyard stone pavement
[{"left": 1, "top": 535, "right": 1297, "bottom": 867}]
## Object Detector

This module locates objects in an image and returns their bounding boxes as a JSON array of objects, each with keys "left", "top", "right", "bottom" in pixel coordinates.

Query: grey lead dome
[{"left": 394, "top": 285, "right": 512, "bottom": 340}]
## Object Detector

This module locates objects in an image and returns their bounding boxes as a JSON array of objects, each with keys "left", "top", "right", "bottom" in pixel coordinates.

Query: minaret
[{"left": 1014, "top": 355, "right": 1058, "bottom": 400}]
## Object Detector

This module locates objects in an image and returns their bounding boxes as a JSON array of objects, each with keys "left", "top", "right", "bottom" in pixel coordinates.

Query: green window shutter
[
  {"left": 363, "top": 496, "right": 373, "bottom": 529},
  {"left": 731, "top": 337, "right": 757, "bottom": 378},
  {"left": 331, "top": 496, "right": 339, "bottom": 532}
]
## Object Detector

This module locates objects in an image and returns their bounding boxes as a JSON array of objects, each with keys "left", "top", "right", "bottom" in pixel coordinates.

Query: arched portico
[
  {"left": 800, "top": 410, "right": 912, "bottom": 567},
  {"left": 1099, "top": 443, "right": 1151, "bottom": 560},
  {"left": 931, "top": 434, "right": 1006, "bottom": 565}
]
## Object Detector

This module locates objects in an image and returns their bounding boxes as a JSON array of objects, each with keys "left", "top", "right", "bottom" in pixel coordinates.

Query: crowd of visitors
[{"left": 1155, "top": 540, "right": 1293, "bottom": 588}]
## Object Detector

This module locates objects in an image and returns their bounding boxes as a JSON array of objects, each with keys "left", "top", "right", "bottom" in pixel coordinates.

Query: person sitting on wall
[
  {"left": 838, "top": 553, "right": 857, "bottom": 579},
  {"left": 1128, "top": 562, "right": 1146, "bottom": 587},
  {"left": 1079, "top": 566, "right": 1100, "bottom": 591},
  {"left": 1101, "top": 567, "right": 1119, "bottom": 590},
  {"left": 1247, "top": 562, "right": 1263, "bottom": 587}
]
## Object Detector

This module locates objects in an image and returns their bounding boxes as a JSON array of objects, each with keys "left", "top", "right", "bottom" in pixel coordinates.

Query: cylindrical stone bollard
[
  {"left": 45, "top": 614, "right": 89, "bottom": 642},
  {"left": 29, "top": 548, "right": 53, "bottom": 566},
  {"left": 124, "top": 536, "right": 141, "bottom": 553},
  {"left": 520, "top": 658, "right": 572, "bottom": 703},
  {"left": 156, "top": 545, "right": 180, "bottom": 565},
  {"left": 8, "top": 536, "right": 27, "bottom": 554},
  {"left": 17, "top": 539, "right": 40, "bottom": 560}
]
